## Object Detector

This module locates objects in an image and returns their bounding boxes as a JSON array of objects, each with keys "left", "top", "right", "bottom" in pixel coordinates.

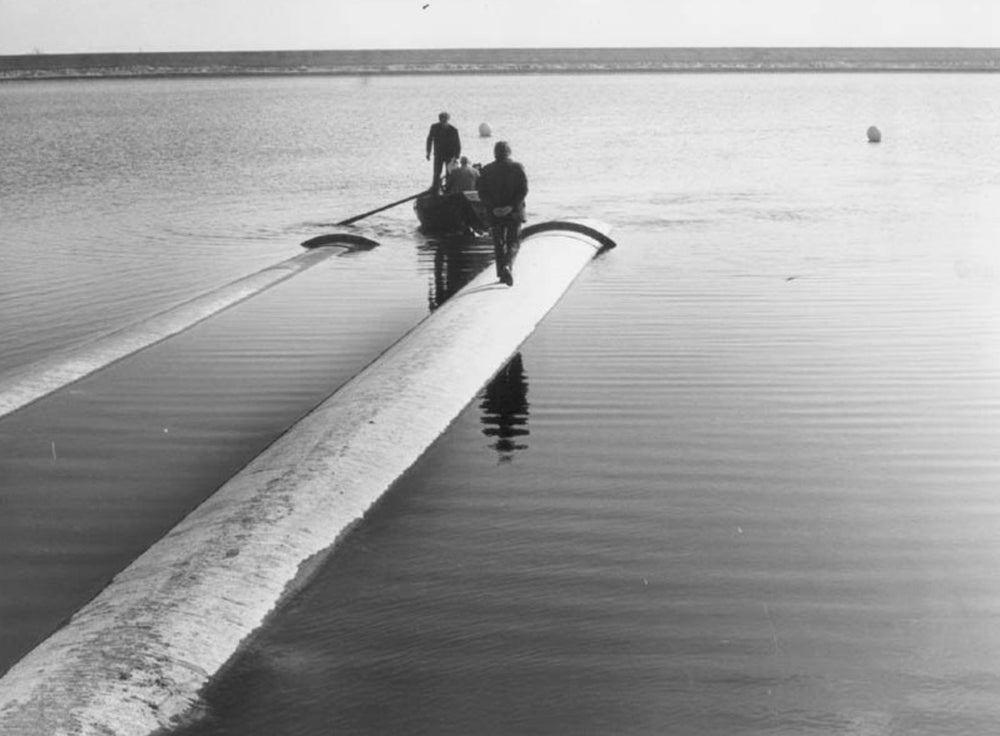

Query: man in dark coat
[
  {"left": 476, "top": 140, "right": 528, "bottom": 286},
  {"left": 426, "top": 112, "right": 461, "bottom": 192}
]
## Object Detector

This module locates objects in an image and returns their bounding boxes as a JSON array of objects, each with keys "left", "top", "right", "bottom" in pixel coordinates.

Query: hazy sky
[{"left": 1, "top": 0, "right": 997, "bottom": 55}]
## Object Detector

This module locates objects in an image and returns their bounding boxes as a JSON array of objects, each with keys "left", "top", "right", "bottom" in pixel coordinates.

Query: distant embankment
[{"left": 2, "top": 47, "right": 999, "bottom": 80}]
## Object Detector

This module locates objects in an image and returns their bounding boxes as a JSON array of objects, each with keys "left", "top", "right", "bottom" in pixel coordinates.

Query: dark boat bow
[{"left": 415, "top": 191, "right": 488, "bottom": 236}]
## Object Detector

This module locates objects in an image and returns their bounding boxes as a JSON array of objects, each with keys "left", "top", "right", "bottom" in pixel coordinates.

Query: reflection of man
[
  {"left": 476, "top": 140, "right": 527, "bottom": 286},
  {"left": 427, "top": 235, "right": 495, "bottom": 311},
  {"left": 426, "top": 112, "right": 461, "bottom": 192},
  {"left": 480, "top": 353, "right": 529, "bottom": 462}
]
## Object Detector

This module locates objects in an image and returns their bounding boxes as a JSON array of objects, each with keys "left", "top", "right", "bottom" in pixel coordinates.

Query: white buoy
[
  {"left": 867, "top": 125, "right": 881, "bottom": 143},
  {"left": 479, "top": 122, "right": 492, "bottom": 137}
]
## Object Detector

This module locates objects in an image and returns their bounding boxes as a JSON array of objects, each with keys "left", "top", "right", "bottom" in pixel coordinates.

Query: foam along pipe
[
  {"left": 0, "top": 219, "right": 615, "bottom": 736},
  {"left": 0, "top": 235, "right": 377, "bottom": 421}
]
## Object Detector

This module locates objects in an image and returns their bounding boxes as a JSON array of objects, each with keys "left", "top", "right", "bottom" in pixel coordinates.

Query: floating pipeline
[
  {"left": 0, "top": 219, "right": 616, "bottom": 736},
  {"left": 0, "top": 234, "right": 377, "bottom": 421}
]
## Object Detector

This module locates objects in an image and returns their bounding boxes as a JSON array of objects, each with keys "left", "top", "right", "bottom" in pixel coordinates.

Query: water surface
[{"left": 2, "top": 72, "right": 999, "bottom": 735}]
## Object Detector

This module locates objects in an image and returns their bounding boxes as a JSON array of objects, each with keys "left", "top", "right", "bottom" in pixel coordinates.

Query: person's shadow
[{"left": 417, "top": 233, "right": 530, "bottom": 462}]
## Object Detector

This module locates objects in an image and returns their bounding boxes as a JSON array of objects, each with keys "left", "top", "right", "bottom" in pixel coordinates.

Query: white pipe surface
[
  {"left": 0, "top": 240, "right": 371, "bottom": 421},
  {"left": 0, "top": 220, "right": 614, "bottom": 736}
]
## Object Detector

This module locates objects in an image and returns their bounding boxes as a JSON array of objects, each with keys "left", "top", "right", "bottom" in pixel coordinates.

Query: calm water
[{"left": 2, "top": 72, "right": 1000, "bottom": 735}]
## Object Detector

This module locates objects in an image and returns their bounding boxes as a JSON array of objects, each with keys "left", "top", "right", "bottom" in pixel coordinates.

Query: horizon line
[{"left": 4, "top": 44, "right": 1000, "bottom": 58}]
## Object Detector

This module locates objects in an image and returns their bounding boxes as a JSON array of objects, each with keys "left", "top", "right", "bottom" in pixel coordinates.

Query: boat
[{"left": 414, "top": 190, "right": 489, "bottom": 236}]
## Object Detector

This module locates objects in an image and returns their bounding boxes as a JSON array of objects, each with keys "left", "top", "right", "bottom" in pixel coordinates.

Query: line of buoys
[
  {"left": 0, "top": 236, "right": 371, "bottom": 421},
  {"left": 0, "top": 220, "right": 615, "bottom": 736}
]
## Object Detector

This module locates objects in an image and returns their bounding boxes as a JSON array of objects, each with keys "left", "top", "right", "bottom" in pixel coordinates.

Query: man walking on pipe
[{"left": 477, "top": 140, "right": 528, "bottom": 287}]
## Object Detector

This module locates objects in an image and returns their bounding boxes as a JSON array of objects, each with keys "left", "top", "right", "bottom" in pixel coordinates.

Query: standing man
[
  {"left": 476, "top": 140, "right": 528, "bottom": 287},
  {"left": 426, "top": 112, "right": 461, "bottom": 193}
]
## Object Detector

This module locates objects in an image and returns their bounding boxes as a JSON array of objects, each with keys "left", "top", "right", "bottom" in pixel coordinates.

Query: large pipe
[
  {"left": 0, "top": 236, "right": 377, "bottom": 421},
  {"left": 0, "top": 219, "right": 615, "bottom": 736}
]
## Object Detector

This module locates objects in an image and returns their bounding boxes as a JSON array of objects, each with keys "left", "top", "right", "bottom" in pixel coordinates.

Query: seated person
[{"left": 446, "top": 156, "right": 480, "bottom": 193}]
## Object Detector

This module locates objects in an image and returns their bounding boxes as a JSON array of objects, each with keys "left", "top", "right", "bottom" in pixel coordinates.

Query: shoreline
[
  {"left": 3, "top": 47, "right": 999, "bottom": 80},
  {"left": 5, "top": 68, "right": 1000, "bottom": 82}
]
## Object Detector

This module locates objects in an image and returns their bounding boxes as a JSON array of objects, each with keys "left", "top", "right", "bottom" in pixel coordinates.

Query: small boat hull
[{"left": 415, "top": 191, "right": 488, "bottom": 235}]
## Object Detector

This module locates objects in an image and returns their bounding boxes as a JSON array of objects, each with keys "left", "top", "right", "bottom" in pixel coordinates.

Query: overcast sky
[{"left": 1, "top": 0, "right": 997, "bottom": 55}]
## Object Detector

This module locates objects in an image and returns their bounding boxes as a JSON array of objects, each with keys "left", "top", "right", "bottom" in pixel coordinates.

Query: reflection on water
[
  {"left": 417, "top": 233, "right": 530, "bottom": 462},
  {"left": 480, "top": 353, "right": 529, "bottom": 462},
  {"left": 6, "top": 73, "right": 1000, "bottom": 736},
  {"left": 417, "top": 233, "right": 496, "bottom": 311}
]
